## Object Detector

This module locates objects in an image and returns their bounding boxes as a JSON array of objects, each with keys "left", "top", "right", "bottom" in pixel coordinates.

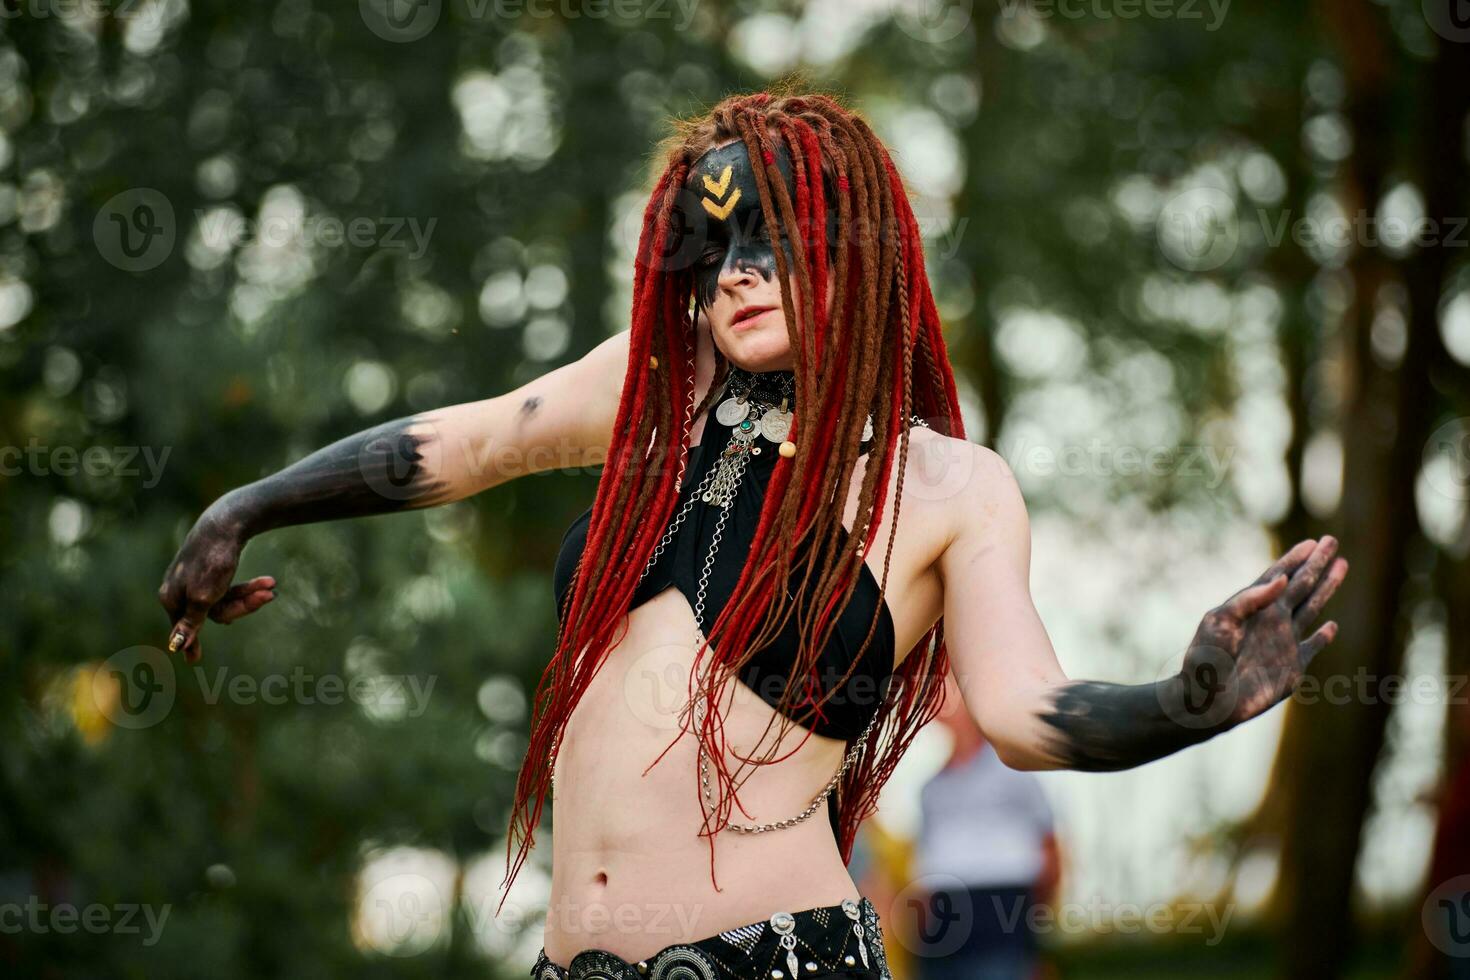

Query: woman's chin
[
  {"left": 716, "top": 325, "right": 795, "bottom": 372},
  {"left": 724, "top": 343, "right": 795, "bottom": 374}
]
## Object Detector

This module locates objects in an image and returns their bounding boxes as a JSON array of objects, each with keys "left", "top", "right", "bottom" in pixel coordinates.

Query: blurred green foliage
[{"left": 1, "top": 0, "right": 1461, "bottom": 976}]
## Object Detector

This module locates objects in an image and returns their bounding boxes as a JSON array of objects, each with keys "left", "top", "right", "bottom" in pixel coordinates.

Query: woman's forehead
[{"left": 685, "top": 139, "right": 796, "bottom": 204}]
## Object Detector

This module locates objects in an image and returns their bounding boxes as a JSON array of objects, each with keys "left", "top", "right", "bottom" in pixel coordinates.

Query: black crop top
[{"left": 552, "top": 405, "right": 897, "bottom": 746}]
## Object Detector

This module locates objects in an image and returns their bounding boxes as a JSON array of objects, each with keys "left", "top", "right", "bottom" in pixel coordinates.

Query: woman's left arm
[{"left": 934, "top": 443, "right": 1349, "bottom": 773}]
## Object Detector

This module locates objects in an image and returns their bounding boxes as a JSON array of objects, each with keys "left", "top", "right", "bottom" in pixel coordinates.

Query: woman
[{"left": 156, "top": 93, "right": 1348, "bottom": 980}]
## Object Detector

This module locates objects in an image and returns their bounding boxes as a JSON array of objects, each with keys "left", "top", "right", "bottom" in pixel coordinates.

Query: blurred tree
[
  {"left": 4, "top": 0, "right": 1467, "bottom": 977},
  {"left": 0, "top": 1, "right": 745, "bottom": 975}
]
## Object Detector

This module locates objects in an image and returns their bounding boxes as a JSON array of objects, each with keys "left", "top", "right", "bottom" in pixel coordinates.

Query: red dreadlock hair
[{"left": 501, "top": 90, "right": 966, "bottom": 905}]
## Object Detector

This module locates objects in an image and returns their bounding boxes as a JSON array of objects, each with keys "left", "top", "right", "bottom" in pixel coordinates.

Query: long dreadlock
[{"left": 500, "top": 91, "right": 966, "bottom": 905}]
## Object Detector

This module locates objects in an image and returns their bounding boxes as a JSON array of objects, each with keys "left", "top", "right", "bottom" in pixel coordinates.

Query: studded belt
[{"left": 530, "top": 896, "right": 893, "bottom": 980}]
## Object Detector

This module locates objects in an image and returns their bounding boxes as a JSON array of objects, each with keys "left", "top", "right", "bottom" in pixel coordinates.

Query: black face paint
[
  {"left": 687, "top": 141, "right": 787, "bottom": 310},
  {"left": 675, "top": 140, "right": 838, "bottom": 312}
]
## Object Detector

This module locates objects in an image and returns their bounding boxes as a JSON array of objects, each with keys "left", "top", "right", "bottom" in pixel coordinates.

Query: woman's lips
[{"left": 730, "top": 306, "right": 775, "bottom": 330}]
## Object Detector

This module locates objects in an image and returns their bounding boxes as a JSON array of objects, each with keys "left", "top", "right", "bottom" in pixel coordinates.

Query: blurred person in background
[
  {"left": 909, "top": 674, "right": 1059, "bottom": 980},
  {"left": 156, "top": 90, "right": 1348, "bottom": 980}
]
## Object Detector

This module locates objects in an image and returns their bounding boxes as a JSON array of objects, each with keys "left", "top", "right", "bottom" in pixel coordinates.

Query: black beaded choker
[{"left": 724, "top": 365, "right": 796, "bottom": 411}]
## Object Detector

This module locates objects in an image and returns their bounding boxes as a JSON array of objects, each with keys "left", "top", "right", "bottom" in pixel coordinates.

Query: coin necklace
[
  {"left": 553, "top": 364, "right": 927, "bottom": 836},
  {"left": 670, "top": 366, "right": 924, "bottom": 834},
  {"left": 676, "top": 367, "right": 878, "bottom": 833}
]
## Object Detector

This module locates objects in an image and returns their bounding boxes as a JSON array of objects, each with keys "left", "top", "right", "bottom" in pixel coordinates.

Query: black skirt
[{"left": 529, "top": 895, "right": 893, "bottom": 980}]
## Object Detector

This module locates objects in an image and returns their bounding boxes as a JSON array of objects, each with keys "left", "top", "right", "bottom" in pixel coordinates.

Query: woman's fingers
[
  {"left": 1297, "top": 620, "right": 1339, "bottom": 670},
  {"left": 217, "top": 576, "right": 276, "bottom": 602},
  {"left": 1222, "top": 573, "right": 1288, "bottom": 620},
  {"left": 1293, "top": 557, "right": 1348, "bottom": 632},
  {"left": 169, "top": 615, "right": 204, "bottom": 663},
  {"left": 211, "top": 589, "right": 276, "bottom": 624},
  {"left": 170, "top": 575, "right": 276, "bottom": 656},
  {"left": 208, "top": 576, "right": 278, "bottom": 625},
  {"left": 168, "top": 595, "right": 213, "bottom": 657},
  {"left": 1284, "top": 536, "right": 1338, "bottom": 607},
  {"left": 1255, "top": 539, "right": 1317, "bottom": 587}
]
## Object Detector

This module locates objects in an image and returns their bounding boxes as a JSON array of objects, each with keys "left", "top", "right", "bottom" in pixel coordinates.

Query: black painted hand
[
  {"left": 157, "top": 503, "right": 276, "bottom": 663},
  {"left": 1180, "top": 536, "right": 1348, "bottom": 731},
  {"left": 1037, "top": 535, "right": 1350, "bottom": 771}
]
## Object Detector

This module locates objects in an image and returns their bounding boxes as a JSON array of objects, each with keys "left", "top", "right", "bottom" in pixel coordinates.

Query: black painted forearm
[
  {"left": 1032, "top": 540, "right": 1347, "bottom": 772},
  {"left": 218, "top": 415, "right": 453, "bottom": 539},
  {"left": 1036, "top": 673, "right": 1229, "bottom": 772}
]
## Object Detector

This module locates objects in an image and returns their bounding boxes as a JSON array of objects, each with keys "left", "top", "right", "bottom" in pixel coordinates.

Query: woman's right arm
[{"left": 158, "top": 329, "right": 631, "bottom": 661}]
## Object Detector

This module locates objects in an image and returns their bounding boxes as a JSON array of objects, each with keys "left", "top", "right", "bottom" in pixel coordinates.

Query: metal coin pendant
[
  {"left": 759, "top": 407, "right": 793, "bottom": 443},
  {"left": 716, "top": 396, "right": 751, "bottom": 427}
]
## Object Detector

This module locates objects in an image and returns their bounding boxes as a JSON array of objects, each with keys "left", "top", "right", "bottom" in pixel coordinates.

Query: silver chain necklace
[
  {"left": 553, "top": 364, "right": 927, "bottom": 836},
  {"left": 667, "top": 367, "right": 926, "bottom": 834}
]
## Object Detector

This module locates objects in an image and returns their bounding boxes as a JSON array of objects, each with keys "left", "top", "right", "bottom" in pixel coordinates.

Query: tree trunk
[{"left": 1269, "top": 4, "right": 1468, "bottom": 977}]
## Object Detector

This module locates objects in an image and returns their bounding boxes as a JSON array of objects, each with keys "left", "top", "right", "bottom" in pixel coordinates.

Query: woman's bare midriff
[
  {"left": 542, "top": 583, "right": 868, "bottom": 966},
  {"left": 540, "top": 447, "right": 955, "bottom": 966}
]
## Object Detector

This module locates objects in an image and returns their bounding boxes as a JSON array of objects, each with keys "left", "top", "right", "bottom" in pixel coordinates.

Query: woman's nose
[{"left": 717, "top": 257, "right": 760, "bottom": 291}]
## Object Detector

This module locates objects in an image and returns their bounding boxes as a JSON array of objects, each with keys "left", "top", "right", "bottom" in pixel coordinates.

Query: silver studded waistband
[{"left": 529, "top": 895, "right": 892, "bottom": 980}]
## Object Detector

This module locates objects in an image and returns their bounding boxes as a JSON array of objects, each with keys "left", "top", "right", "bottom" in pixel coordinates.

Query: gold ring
[{"left": 169, "top": 631, "right": 185, "bottom": 652}]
